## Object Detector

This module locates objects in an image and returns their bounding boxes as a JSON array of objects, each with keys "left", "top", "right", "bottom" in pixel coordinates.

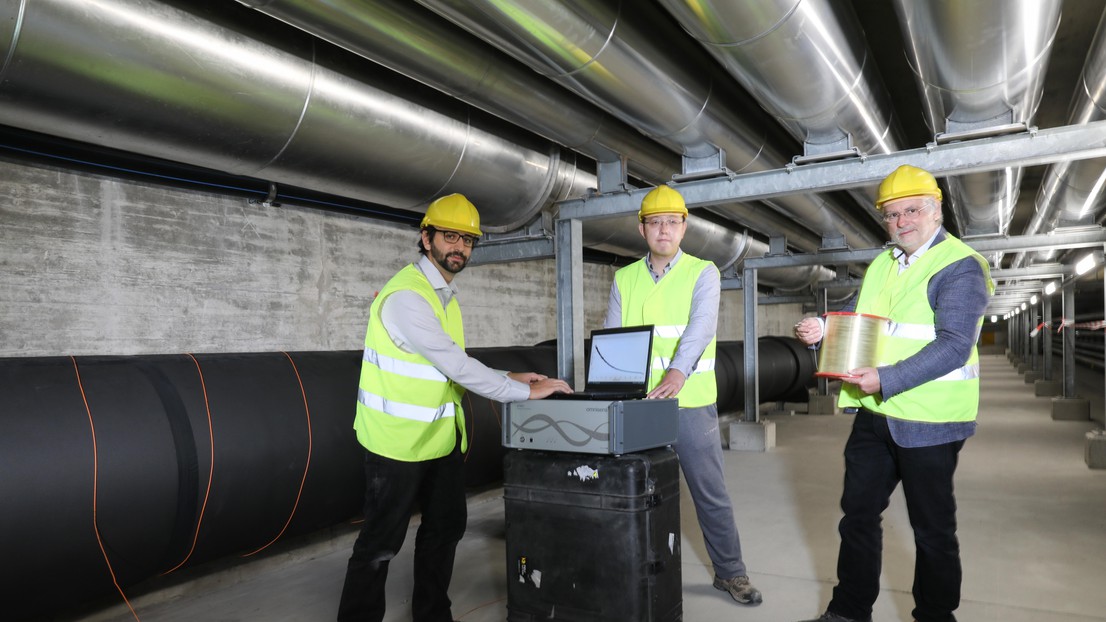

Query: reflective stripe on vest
[
  {"left": 357, "top": 388, "right": 456, "bottom": 423},
  {"left": 363, "top": 347, "right": 448, "bottom": 383}
]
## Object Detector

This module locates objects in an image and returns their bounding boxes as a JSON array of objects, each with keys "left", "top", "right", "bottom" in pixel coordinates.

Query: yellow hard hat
[
  {"left": 876, "top": 164, "right": 942, "bottom": 209},
  {"left": 420, "top": 193, "right": 482, "bottom": 236},
  {"left": 638, "top": 185, "right": 689, "bottom": 221}
]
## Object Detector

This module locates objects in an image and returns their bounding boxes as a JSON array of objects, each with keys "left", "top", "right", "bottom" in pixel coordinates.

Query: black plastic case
[{"left": 503, "top": 447, "right": 682, "bottom": 621}]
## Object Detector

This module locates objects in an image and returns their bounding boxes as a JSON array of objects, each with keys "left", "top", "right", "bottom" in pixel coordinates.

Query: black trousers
[
  {"left": 337, "top": 443, "right": 467, "bottom": 622},
  {"left": 828, "top": 410, "right": 964, "bottom": 622}
]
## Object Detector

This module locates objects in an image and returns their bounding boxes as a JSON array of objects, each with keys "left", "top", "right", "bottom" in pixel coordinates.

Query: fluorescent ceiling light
[{"left": 1075, "top": 253, "right": 1097, "bottom": 275}]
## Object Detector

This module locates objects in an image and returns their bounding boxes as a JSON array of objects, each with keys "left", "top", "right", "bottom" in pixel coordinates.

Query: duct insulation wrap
[{"left": 0, "top": 340, "right": 812, "bottom": 619}]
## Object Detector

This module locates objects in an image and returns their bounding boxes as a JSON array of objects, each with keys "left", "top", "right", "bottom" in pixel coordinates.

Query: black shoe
[{"left": 797, "top": 612, "right": 872, "bottom": 622}]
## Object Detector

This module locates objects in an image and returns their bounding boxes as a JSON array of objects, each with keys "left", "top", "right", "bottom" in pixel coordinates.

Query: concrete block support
[
  {"left": 1085, "top": 430, "right": 1106, "bottom": 469},
  {"left": 806, "top": 394, "right": 837, "bottom": 415},
  {"left": 1023, "top": 370, "right": 1041, "bottom": 383},
  {"left": 1052, "top": 397, "right": 1090, "bottom": 421},
  {"left": 1034, "top": 379, "right": 1061, "bottom": 397},
  {"left": 728, "top": 420, "right": 776, "bottom": 452},
  {"left": 1017, "top": 363, "right": 1030, "bottom": 374}
]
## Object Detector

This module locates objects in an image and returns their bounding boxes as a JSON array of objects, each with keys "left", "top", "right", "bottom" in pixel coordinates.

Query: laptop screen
[{"left": 585, "top": 325, "right": 654, "bottom": 390}]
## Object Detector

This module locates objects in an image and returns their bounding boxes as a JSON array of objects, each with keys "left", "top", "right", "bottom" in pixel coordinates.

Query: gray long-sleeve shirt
[
  {"left": 378, "top": 255, "right": 530, "bottom": 403},
  {"left": 603, "top": 250, "right": 720, "bottom": 378}
]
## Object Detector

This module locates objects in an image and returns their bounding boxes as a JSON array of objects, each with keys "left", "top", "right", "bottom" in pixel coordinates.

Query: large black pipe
[{"left": 0, "top": 339, "right": 812, "bottom": 619}]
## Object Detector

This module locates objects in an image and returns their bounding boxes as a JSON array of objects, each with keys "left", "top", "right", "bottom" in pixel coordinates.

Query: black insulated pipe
[{"left": 0, "top": 340, "right": 813, "bottom": 619}]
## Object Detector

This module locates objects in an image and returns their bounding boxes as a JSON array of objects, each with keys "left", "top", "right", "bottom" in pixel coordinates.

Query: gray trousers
[{"left": 673, "top": 403, "right": 747, "bottom": 578}]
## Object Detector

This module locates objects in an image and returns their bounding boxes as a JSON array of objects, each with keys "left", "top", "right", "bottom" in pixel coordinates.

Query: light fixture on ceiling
[
  {"left": 1075, "top": 253, "right": 1098, "bottom": 275},
  {"left": 1030, "top": 294, "right": 1038, "bottom": 305},
  {"left": 991, "top": 315, "right": 998, "bottom": 323},
  {"left": 1021, "top": 302, "right": 1027, "bottom": 310},
  {"left": 1044, "top": 281, "right": 1057, "bottom": 295}
]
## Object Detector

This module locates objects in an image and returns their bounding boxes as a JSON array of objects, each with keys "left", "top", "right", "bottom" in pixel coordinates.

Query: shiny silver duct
[
  {"left": 415, "top": 0, "right": 883, "bottom": 250},
  {"left": 656, "top": 0, "right": 903, "bottom": 212},
  {"left": 0, "top": 0, "right": 822, "bottom": 284},
  {"left": 236, "top": 0, "right": 680, "bottom": 184},
  {"left": 893, "top": 0, "right": 1061, "bottom": 237},
  {"left": 1018, "top": 8, "right": 1106, "bottom": 266},
  {"left": 0, "top": 0, "right": 584, "bottom": 232},
  {"left": 233, "top": 0, "right": 834, "bottom": 281}
]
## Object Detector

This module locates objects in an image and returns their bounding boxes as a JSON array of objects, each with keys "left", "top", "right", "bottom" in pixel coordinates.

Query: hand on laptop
[
  {"left": 526, "top": 377, "right": 574, "bottom": 400},
  {"left": 646, "top": 368, "right": 685, "bottom": 400}
]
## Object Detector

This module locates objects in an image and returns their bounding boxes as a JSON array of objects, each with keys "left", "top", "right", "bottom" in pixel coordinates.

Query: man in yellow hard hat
[
  {"left": 605, "top": 184, "right": 763, "bottom": 607},
  {"left": 794, "top": 165, "right": 993, "bottom": 622},
  {"left": 338, "top": 193, "right": 571, "bottom": 621}
]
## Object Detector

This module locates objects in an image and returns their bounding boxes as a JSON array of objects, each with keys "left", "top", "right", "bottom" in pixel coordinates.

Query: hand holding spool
[{"left": 800, "top": 312, "right": 888, "bottom": 393}]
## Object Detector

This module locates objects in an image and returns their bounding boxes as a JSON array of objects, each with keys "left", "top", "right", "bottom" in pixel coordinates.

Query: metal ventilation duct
[
  {"left": 415, "top": 0, "right": 883, "bottom": 250},
  {"left": 0, "top": 0, "right": 823, "bottom": 286},
  {"left": 1018, "top": 8, "right": 1106, "bottom": 266},
  {"left": 236, "top": 0, "right": 680, "bottom": 184},
  {"left": 656, "top": 0, "right": 903, "bottom": 212},
  {"left": 232, "top": 0, "right": 831, "bottom": 267},
  {"left": 893, "top": 0, "right": 1061, "bottom": 238},
  {"left": 0, "top": 0, "right": 582, "bottom": 232}
]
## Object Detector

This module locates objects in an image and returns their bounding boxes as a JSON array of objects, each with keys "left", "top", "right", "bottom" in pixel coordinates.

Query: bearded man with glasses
[
  {"left": 339, "top": 193, "right": 571, "bottom": 622},
  {"left": 794, "top": 165, "right": 994, "bottom": 622},
  {"left": 604, "top": 184, "right": 764, "bottom": 607}
]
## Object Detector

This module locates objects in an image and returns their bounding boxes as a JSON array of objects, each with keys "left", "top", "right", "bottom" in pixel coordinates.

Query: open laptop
[{"left": 546, "top": 325, "right": 654, "bottom": 401}]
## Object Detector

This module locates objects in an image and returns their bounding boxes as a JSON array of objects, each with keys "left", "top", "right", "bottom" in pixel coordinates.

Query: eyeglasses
[
  {"left": 880, "top": 205, "right": 930, "bottom": 223},
  {"left": 438, "top": 230, "right": 479, "bottom": 247},
  {"left": 643, "top": 217, "right": 685, "bottom": 228}
]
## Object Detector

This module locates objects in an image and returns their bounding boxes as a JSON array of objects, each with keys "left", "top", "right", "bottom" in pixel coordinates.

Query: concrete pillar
[
  {"left": 1052, "top": 396, "right": 1090, "bottom": 421},
  {"left": 728, "top": 420, "right": 776, "bottom": 452},
  {"left": 1034, "top": 379, "right": 1061, "bottom": 397},
  {"left": 806, "top": 394, "right": 837, "bottom": 415}
]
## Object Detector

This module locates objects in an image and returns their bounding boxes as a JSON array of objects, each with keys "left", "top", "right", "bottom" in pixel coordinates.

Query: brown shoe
[{"left": 713, "top": 574, "right": 763, "bottom": 605}]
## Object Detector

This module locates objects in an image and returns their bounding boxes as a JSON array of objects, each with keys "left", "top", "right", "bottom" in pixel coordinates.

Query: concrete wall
[{"left": 0, "top": 157, "right": 798, "bottom": 358}]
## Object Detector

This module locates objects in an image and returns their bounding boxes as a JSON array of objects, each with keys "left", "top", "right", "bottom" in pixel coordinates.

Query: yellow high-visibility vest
[
  {"left": 839, "top": 236, "right": 993, "bottom": 422},
  {"left": 615, "top": 254, "right": 717, "bottom": 408},
  {"left": 354, "top": 264, "right": 467, "bottom": 461}
]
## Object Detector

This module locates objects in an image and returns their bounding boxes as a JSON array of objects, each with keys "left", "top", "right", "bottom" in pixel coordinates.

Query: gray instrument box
[{"left": 503, "top": 398, "right": 679, "bottom": 455}]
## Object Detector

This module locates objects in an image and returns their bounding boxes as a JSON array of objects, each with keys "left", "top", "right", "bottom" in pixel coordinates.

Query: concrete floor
[{"left": 73, "top": 355, "right": 1106, "bottom": 622}]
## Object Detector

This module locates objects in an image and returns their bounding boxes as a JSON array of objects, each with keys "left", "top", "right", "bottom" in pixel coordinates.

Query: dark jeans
[
  {"left": 337, "top": 444, "right": 467, "bottom": 622},
  {"left": 828, "top": 410, "right": 964, "bottom": 622}
]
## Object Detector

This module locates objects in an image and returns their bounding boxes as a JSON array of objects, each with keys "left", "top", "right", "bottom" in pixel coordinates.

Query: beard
[{"left": 431, "top": 245, "right": 468, "bottom": 274}]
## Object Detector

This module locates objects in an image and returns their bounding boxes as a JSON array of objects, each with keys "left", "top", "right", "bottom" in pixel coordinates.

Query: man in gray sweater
[{"left": 794, "top": 165, "right": 993, "bottom": 622}]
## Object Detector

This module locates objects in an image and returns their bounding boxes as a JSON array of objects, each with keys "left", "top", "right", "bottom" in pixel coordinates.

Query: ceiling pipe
[
  {"left": 235, "top": 0, "right": 680, "bottom": 185},
  {"left": 655, "top": 0, "right": 904, "bottom": 216},
  {"left": 414, "top": 0, "right": 883, "bottom": 250},
  {"left": 0, "top": 0, "right": 814, "bottom": 290},
  {"left": 1017, "top": 7, "right": 1106, "bottom": 267},
  {"left": 892, "top": 0, "right": 1061, "bottom": 238},
  {"left": 232, "top": 0, "right": 828, "bottom": 255},
  {"left": 0, "top": 0, "right": 587, "bottom": 232}
]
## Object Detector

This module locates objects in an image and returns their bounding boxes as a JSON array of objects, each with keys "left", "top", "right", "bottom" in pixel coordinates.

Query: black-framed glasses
[{"left": 437, "top": 229, "right": 479, "bottom": 247}]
